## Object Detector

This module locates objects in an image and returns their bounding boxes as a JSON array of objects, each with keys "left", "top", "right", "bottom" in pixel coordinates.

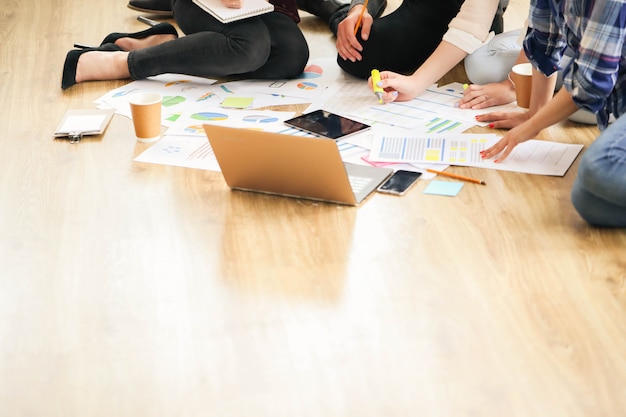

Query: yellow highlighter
[{"left": 371, "top": 69, "right": 384, "bottom": 104}]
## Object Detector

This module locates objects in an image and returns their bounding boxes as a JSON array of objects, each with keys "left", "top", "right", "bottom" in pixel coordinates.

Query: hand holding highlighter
[{"left": 371, "top": 69, "right": 384, "bottom": 104}]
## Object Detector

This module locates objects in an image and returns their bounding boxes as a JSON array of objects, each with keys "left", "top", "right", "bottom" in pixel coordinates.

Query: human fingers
[
  {"left": 358, "top": 13, "right": 374, "bottom": 41},
  {"left": 458, "top": 85, "right": 487, "bottom": 108},
  {"left": 480, "top": 136, "right": 513, "bottom": 162},
  {"left": 460, "top": 84, "right": 482, "bottom": 99},
  {"left": 369, "top": 75, "right": 398, "bottom": 103},
  {"left": 481, "top": 122, "right": 535, "bottom": 162},
  {"left": 477, "top": 111, "right": 530, "bottom": 129},
  {"left": 336, "top": 24, "right": 363, "bottom": 61},
  {"left": 336, "top": 8, "right": 364, "bottom": 62},
  {"left": 459, "top": 93, "right": 492, "bottom": 110},
  {"left": 459, "top": 82, "right": 516, "bottom": 110},
  {"left": 221, "top": 0, "right": 243, "bottom": 8},
  {"left": 377, "top": 71, "right": 420, "bottom": 102},
  {"left": 382, "top": 90, "right": 399, "bottom": 103}
]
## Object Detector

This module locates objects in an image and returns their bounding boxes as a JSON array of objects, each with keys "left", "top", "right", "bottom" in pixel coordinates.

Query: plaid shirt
[{"left": 523, "top": 0, "right": 626, "bottom": 127}]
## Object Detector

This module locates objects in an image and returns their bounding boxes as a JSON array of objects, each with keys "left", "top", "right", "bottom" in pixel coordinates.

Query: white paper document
[
  {"left": 307, "top": 80, "right": 480, "bottom": 132},
  {"left": 368, "top": 134, "right": 584, "bottom": 176},
  {"left": 134, "top": 135, "right": 222, "bottom": 171},
  {"left": 192, "top": 0, "right": 273, "bottom": 23}
]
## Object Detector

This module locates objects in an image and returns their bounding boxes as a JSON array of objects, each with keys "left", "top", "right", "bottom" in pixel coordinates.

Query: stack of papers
[{"left": 89, "top": 64, "right": 583, "bottom": 178}]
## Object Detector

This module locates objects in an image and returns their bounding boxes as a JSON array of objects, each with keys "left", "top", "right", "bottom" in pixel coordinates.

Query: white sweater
[{"left": 444, "top": 0, "right": 501, "bottom": 53}]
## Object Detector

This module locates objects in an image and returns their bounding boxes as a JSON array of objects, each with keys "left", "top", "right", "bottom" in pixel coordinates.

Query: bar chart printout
[
  {"left": 370, "top": 134, "right": 496, "bottom": 164},
  {"left": 368, "top": 135, "right": 584, "bottom": 176}
]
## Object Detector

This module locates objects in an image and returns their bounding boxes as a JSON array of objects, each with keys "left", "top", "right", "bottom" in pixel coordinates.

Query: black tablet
[{"left": 284, "top": 109, "right": 371, "bottom": 140}]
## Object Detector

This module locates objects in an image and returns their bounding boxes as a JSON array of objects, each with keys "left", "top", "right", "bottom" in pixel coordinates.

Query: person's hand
[
  {"left": 458, "top": 80, "right": 516, "bottom": 109},
  {"left": 221, "top": 0, "right": 243, "bottom": 8},
  {"left": 480, "top": 120, "right": 540, "bottom": 162},
  {"left": 475, "top": 109, "right": 531, "bottom": 129},
  {"left": 336, "top": 5, "right": 372, "bottom": 62},
  {"left": 368, "top": 71, "right": 422, "bottom": 103}
]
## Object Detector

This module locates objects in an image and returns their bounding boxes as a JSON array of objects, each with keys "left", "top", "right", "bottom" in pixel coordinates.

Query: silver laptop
[{"left": 203, "top": 124, "right": 393, "bottom": 205}]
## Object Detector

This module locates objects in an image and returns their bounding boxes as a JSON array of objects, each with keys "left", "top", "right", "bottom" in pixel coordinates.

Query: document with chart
[{"left": 368, "top": 133, "right": 584, "bottom": 176}]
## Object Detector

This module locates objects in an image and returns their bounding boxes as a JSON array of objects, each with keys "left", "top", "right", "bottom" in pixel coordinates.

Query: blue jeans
[
  {"left": 128, "top": 0, "right": 309, "bottom": 80},
  {"left": 571, "top": 114, "right": 626, "bottom": 227}
]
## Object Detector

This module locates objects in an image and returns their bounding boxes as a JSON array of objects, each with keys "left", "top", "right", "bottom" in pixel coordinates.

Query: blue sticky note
[{"left": 423, "top": 180, "right": 464, "bottom": 197}]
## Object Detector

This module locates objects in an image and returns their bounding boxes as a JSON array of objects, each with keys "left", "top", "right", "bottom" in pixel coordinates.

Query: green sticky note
[
  {"left": 220, "top": 97, "right": 254, "bottom": 109},
  {"left": 423, "top": 180, "right": 464, "bottom": 197}
]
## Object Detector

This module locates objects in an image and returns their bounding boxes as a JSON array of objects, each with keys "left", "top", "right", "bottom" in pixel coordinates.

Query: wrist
[
  {"left": 348, "top": 4, "right": 365, "bottom": 16},
  {"left": 502, "top": 77, "right": 515, "bottom": 91}
]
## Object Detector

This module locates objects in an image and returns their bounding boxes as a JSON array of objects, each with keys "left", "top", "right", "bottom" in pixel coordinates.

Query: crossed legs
[{"left": 571, "top": 114, "right": 626, "bottom": 227}]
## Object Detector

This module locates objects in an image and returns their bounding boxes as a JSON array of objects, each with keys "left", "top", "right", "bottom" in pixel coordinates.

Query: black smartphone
[
  {"left": 284, "top": 109, "right": 371, "bottom": 140},
  {"left": 377, "top": 170, "right": 422, "bottom": 195}
]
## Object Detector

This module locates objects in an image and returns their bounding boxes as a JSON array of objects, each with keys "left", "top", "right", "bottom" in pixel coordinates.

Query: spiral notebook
[{"left": 192, "top": 0, "right": 274, "bottom": 23}]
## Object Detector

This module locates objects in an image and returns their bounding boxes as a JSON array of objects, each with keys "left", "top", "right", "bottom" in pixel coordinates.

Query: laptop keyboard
[{"left": 348, "top": 175, "right": 371, "bottom": 193}]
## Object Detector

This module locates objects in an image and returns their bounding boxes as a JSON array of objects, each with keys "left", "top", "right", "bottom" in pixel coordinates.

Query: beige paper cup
[
  {"left": 509, "top": 63, "right": 533, "bottom": 109},
  {"left": 128, "top": 92, "right": 162, "bottom": 143}
]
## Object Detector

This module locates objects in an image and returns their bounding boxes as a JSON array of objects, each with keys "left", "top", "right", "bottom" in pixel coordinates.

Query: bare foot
[
  {"left": 75, "top": 51, "right": 131, "bottom": 83},
  {"left": 115, "top": 34, "right": 177, "bottom": 51}
]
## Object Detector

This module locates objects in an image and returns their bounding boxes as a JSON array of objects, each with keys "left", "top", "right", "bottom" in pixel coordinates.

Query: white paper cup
[{"left": 128, "top": 92, "right": 162, "bottom": 143}]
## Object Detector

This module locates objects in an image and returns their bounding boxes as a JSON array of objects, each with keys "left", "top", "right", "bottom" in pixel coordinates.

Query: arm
[
  {"left": 481, "top": 81, "right": 578, "bottom": 162},
  {"left": 411, "top": 41, "right": 471, "bottom": 95},
  {"left": 336, "top": 4, "right": 371, "bottom": 62},
  {"left": 458, "top": 49, "right": 527, "bottom": 110},
  {"left": 373, "top": 41, "right": 468, "bottom": 102},
  {"left": 475, "top": 60, "right": 558, "bottom": 129},
  {"left": 371, "top": 0, "right": 500, "bottom": 101}
]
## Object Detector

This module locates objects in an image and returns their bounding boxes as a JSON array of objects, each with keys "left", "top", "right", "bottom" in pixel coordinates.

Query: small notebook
[
  {"left": 192, "top": 0, "right": 274, "bottom": 23},
  {"left": 54, "top": 109, "right": 114, "bottom": 142}
]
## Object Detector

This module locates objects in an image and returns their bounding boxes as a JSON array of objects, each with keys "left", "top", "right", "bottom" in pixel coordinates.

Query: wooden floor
[{"left": 2, "top": 0, "right": 626, "bottom": 416}]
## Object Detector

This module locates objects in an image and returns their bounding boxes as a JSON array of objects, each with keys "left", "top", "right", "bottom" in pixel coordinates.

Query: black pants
[
  {"left": 337, "top": 0, "right": 509, "bottom": 79},
  {"left": 128, "top": 0, "right": 309, "bottom": 80}
]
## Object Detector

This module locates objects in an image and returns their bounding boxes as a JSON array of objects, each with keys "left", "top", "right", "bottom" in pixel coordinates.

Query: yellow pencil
[
  {"left": 353, "top": 0, "right": 369, "bottom": 36},
  {"left": 426, "top": 168, "right": 486, "bottom": 185}
]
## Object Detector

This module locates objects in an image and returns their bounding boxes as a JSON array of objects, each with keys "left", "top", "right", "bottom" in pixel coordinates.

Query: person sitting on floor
[
  {"left": 478, "top": 0, "right": 626, "bottom": 227},
  {"left": 62, "top": 0, "right": 309, "bottom": 89},
  {"left": 124, "top": 0, "right": 357, "bottom": 27}
]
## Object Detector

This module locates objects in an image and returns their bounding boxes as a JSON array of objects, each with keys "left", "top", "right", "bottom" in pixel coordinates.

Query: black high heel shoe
[
  {"left": 61, "top": 43, "right": 123, "bottom": 90},
  {"left": 127, "top": 0, "right": 173, "bottom": 16},
  {"left": 99, "top": 22, "right": 178, "bottom": 46}
]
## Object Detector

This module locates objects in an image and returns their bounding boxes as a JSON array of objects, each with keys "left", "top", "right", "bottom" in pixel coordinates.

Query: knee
[
  {"left": 571, "top": 173, "right": 594, "bottom": 224},
  {"left": 279, "top": 39, "right": 309, "bottom": 78},
  {"left": 464, "top": 30, "right": 521, "bottom": 84},
  {"left": 571, "top": 139, "right": 617, "bottom": 225},
  {"left": 575, "top": 142, "right": 607, "bottom": 194},
  {"left": 571, "top": 154, "right": 608, "bottom": 226},
  {"left": 336, "top": 56, "right": 369, "bottom": 79}
]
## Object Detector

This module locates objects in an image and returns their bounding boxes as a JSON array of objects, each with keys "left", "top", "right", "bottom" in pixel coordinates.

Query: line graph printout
[
  {"left": 422, "top": 117, "right": 470, "bottom": 134},
  {"left": 307, "top": 80, "right": 478, "bottom": 130},
  {"left": 307, "top": 79, "right": 444, "bottom": 129},
  {"left": 355, "top": 101, "right": 444, "bottom": 129},
  {"left": 419, "top": 83, "right": 522, "bottom": 125}
]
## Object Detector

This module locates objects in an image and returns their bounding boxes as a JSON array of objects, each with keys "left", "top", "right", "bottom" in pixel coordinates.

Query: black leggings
[
  {"left": 128, "top": 0, "right": 309, "bottom": 80},
  {"left": 337, "top": 0, "right": 466, "bottom": 79}
]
